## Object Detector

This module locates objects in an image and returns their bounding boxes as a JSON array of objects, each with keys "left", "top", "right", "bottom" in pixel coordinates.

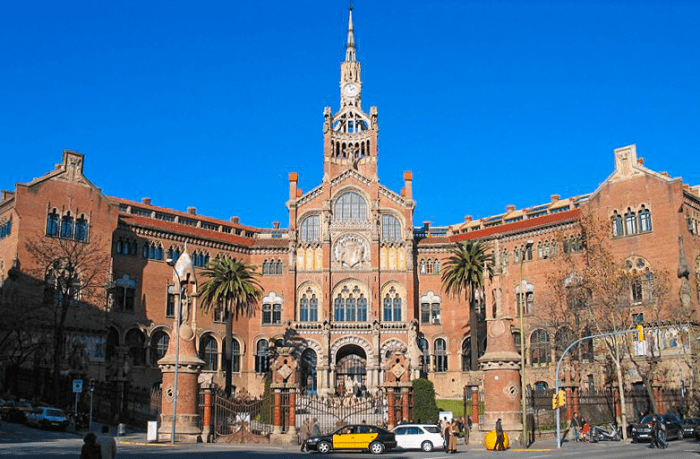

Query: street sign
[{"left": 73, "top": 379, "right": 83, "bottom": 393}]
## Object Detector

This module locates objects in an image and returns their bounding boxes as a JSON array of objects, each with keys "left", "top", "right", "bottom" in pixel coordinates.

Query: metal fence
[
  {"left": 210, "top": 390, "right": 275, "bottom": 437},
  {"left": 295, "top": 394, "right": 386, "bottom": 434}
]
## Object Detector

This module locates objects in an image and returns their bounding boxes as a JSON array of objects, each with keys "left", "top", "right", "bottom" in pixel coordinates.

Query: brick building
[{"left": 1, "top": 10, "right": 699, "bottom": 402}]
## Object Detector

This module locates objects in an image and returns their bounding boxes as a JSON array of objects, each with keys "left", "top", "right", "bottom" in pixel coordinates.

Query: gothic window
[
  {"left": 501, "top": 249, "right": 509, "bottom": 268},
  {"left": 213, "top": 298, "right": 226, "bottom": 323},
  {"left": 167, "top": 246, "right": 181, "bottom": 263},
  {"left": 75, "top": 215, "right": 88, "bottom": 241},
  {"left": 514, "top": 247, "right": 521, "bottom": 263},
  {"left": 512, "top": 330, "right": 521, "bottom": 354},
  {"left": 333, "top": 284, "right": 367, "bottom": 322},
  {"left": 624, "top": 209, "right": 638, "bottom": 235},
  {"left": 301, "top": 348, "right": 317, "bottom": 394},
  {"left": 125, "top": 329, "right": 146, "bottom": 366},
  {"left": 150, "top": 330, "right": 169, "bottom": 365},
  {"left": 524, "top": 243, "right": 533, "bottom": 261},
  {"left": 612, "top": 212, "right": 624, "bottom": 237},
  {"left": 299, "top": 287, "right": 319, "bottom": 322},
  {"left": 275, "top": 259, "right": 283, "bottom": 275},
  {"left": 166, "top": 285, "right": 176, "bottom": 317},
  {"left": 537, "top": 242, "right": 544, "bottom": 259},
  {"left": 232, "top": 338, "right": 241, "bottom": 373},
  {"left": 434, "top": 338, "right": 448, "bottom": 373},
  {"left": 515, "top": 282, "right": 534, "bottom": 315},
  {"left": 563, "top": 235, "right": 584, "bottom": 253},
  {"left": 46, "top": 210, "right": 59, "bottom": 236},
  {"left": 199, "top": 335, "right": 218, "bottom": 371},
  {"left": 262, "top": 292, "right": 282, "bottom": 325},
  {"left": 420, "top": 259, "right": 426, "bottom": 274},
  {"left": 60, "top": 212, "right": 74, "bottom": 239},
  {"left": 334, "top": 192, "right": 367, "bottom": 220},
  {"left": 420, "top": 292, "right": 441, "bottom": 325},
  {"left": 255, "top": 339, "right": 269, "bottom": 373},
  {"left": 418, "top": 338, "right": 429, "bottom": 372},
  {"left": 381, "top": 214, "right": 401, "bottom": 242},
  {"left": 116, "top": 239, "right": 123, "bottom": 255},
  {"left": 461, "top": 337, "right": 472, "bottom": 372},
  {"left": 0, "top": 219, "right": 10, "bottom": 239},
  {"left": 144, "top": 242, "right": 164, "bottom": 260},
  {"left": 193, "top": 250, "right": 210, "bottom": 267},
  {"left": 300, "top": 214, "right": 320, "bottom": 242},
  {"left": 113, "top": 277, "right": 136, "bottom": 313},
  {"left": 383, "top": 286, "right": 402, "bottom": 322},
  {"left": 639, "top": 206, "right": 652, "bottom": 233},
  {"left": 631, "top": 277, "right": 643, "bottom": 303},
  {"left": 530, "top": 329, "right": 551, "bottom": 365}
]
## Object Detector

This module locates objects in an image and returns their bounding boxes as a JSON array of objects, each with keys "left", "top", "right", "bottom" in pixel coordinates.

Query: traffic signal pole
[{"left": 555, "top": 327, "right": 643, "bottom": 449}]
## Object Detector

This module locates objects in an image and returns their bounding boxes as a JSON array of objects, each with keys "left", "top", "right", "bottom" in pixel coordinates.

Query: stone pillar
[
  {"left": 565, "top": 387, "right": 573, "bottom": 421},
  {"left": 288, "top": 390, "right": 297, "bottom": 436},
  {"left": 387, "top": 390, "right": 395, "bottom": 428},
  {"left": 273, "top": 389, "right": 282, "bottom": 434},
  {"left": 478, "top": 317, "right": 523, "bottom": 443},
  {"left": 401, "top": 387, "right": 410, "bottom": 422},
  {"left": 198, "top": 373, "right": 215, "bottom": 442},
  {"left": 471, "top": 387, "right": 480, "bottom": 425},
  {"left": 573, "top": 387, "right": 580, "bottom": 417}
]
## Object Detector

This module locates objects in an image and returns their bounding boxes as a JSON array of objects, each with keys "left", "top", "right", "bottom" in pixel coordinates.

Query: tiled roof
[
  {"left": 119, "top": 214, "right": 255, "bottom": 247},
  {"left": 450, "top": 209, "right": 580, "bottom": 242}
]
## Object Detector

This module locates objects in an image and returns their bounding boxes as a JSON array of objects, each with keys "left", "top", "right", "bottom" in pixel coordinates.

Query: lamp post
[
  {"left": 166, "top": 258, "right": 183, "bottom": 445},
  {"left": 519, "top": 240, "right": 534, "bottom": 446}
]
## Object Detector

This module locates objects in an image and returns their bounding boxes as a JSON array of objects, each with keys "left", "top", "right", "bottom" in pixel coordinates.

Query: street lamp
[
  {"left": 519, "top": 240, "right": 534, "bottom": 447},
  {"left": 166, "top": 257, "right": 183, "bottom": 445}
]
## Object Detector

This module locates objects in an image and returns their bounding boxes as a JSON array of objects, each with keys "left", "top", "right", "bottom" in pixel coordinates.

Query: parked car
[
  {"left": 304, "top": 424, "right": 397, "bottom": 454},
  {"left": 630, "top": 413, "right": 683, "bottom": 442},
  {"left": 25, "top": 406, "right": 69, "bottom": 431},
  {"left": 391, "top": 424, "right": 444, "bottom": 452},
  {"left": 680, "top": 417, "right": 700, "bottom": 438},
  {"left": 694, "top": 424, "right": 700, "bottom": 441},
  {"left": 0, "top": 399, "right": 32, "bottom": 423}
]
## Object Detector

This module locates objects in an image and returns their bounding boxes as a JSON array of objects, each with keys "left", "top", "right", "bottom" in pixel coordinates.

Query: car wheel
[
  {"left": 370, "top": 441, "right": 385, "bottom": 454},
  {"left": 317, "top": 441, "right": 331, "bottom": 454},
  {"left": 421, "top": 440, "right": 434, "bottom": 452}
]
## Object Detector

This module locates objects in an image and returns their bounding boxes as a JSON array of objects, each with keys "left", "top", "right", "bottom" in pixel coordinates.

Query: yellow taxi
[{"left": 305, "top": 424, "right": 397, "bottom": 454}]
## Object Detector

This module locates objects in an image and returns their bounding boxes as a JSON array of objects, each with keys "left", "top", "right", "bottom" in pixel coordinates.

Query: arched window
[
  {"left": 418, "top": 338, "right": 429, "bottom": 372},
  {"left": 534, "top": 381, "right": 549, "bottom": 391},
  {"left": 199, "top": 335, "right": 218, "bottom": 371},
  {"left": 75, "top": 215, "right": 88, "bottom": 241},
  {"left": 262, "top": 260, "right": 270, "bottom": 275},
  {"left": 151, "top": 330, "right": 169, "bottom": 365},
  {"left": 434, "top": 338, "right": 448, "bottom": 372},
  {"left": 383, "top": 286, "right": 402, "bottom": 322},
  {"left": 299, "top": 287, "right": 319, "bottom": 322},
  {"left": 420, "top": 292, "right": 441, "bottom": 325},
  {"left": 61, "top": 212, "right": 74, "bottom": 239},
  {"left": 125, "top": 329, "right": 146, "bottom": 366},
  {"left": 262, "top": 292, "right": 282, "bottom": 325},
  {"left": 275, "top": 260, "right": 283, "bottom": 275},
  {"left": 193, "top": 250, "right": 210, "bottom": 267},
  {"left": 624, "top": 209, "right": 638, "bottom": 235},
  {"left": 461, "top": 337, "right": 472, "bottom": 372},
  {"left": 167, "top": 246, "right": 181, "bottom": 263},
  {"left": 555, "top": 327, "right": 575, "bottom": 356},
  {"left": 334, "top": 192, "right": 367, "bottom": 220},
  {"left": 46, "top": 210, "right": 60, "bottom": 236},
  {"left": 300, "top": 215, "right": 320, "bottom": 242},
  {"left": 612, "top": 212, "right": 624, "bottom": 237},
  {"left": 420, "top": 259, "right": 426, "bottom": 274},
  {"left": 301, "top": 348, "right": 317, "bottom": 394},
  {"left": 434, "top": 259, "right": 440, "bottom": 274},
  {"left": 232, "top": 339, "right": 241, "bottom": 373},
  {"left": 515, "top": 282, "right": 534, "bottom": 315},
  {"left": 639, "top": 206, "right": 652, "bottom": 233},
  {"left": 530, "top": 329, "right": 551, "bottom": 365},
  {"left": 116, "top": 239, "right": 123, "bottom": 255},
  {"left": 255, "top": 339, "right": 269, "bottom": 373},
  {"left": 512, "top": 330, "right": 522, "bottom": 354},
  {"left": 382, "top": 214, "right": 401, "bottom": 241},
  {"left": 333, "top": 284, "right": 367, "bottom": 322}
]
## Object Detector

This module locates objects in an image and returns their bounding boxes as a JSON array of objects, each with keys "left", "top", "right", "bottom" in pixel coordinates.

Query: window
[
  {"left": 418, "top": 338, "right": 429, "bottom": 372},
  {"left": 434, "top": 338, "right": 448, "bottom": 372},
  {"left": 144, "top": 242, "right": 164, "bottom": 260},
  {"left": 420, "top": 258, "right": 440, "bottom": 275},
  {"left": 639, "top": 206, "right": 652, "bottom": 233},
  {"left": 167, "top": 246, "right": 181, "bottom": 263},
  {"left": 263, "top": 259, "right": 283, "bottom": 276},
  {"left": 299, "top": 288, "right": 319, "bottom": 322},
  {"left": 193, "top": 250, "right": 210, "bottom": 268},
  {"left": 334, "top": 192, "right": 367, "bottom": 220},
  {"left": 213, "top": 298, "right": 226, "bottom": 323},
  {"left": 523, "top": 244, "right": 533, "bottom": 261},
  {"left": 530, "top": 329, "right": 551, "bottom": 365},
  {"left": 461, "top": 337, "right": 472, "bottom": 372},
  {"left": 0, "top": 219, "right": 11, "bottom": 239},
  {"left": 125, "top": 329, "right": 146, "bottom": 366},
  {"left": 512, "top": 331, "right": 521, "bottom": 354},
  {"left": 563, "top": 235, "right": 583, "bottom": 253},
  {"left": 612, "top": 212, "right": 624, "bottom": 237},
  {"left": 515, "top": 282, "right": 534, "bottom": 315},
  {"left": 255, "top": 339, "right": 269, "bottom": 373},
  {"left": 333, "top": 284, "right": 367, "bottom": 322},
  {"left": 420, "top": 292, "right": 441, "bottom": 325},
  {"left": 383, "top": 286, "right": 402, "bottom": 322},
  {"left": 300, "top": 215, "right": 320, "bottom": 242},
  {"left": 624, "top": 209, "right": 638, "bottom": 235},
  {"left": 534, "top": 381, "right": 549, "bottom": 391},
  {"left": 60, "top": 213, "right": 74, "bottom": 239},
  {"left": 382, "top": 214, "right": 401, "bottom": 241},
  {"left": 150, "top": 331, "right": 169, "bottom": 365},
  {"left": 46, "top": 210, "right": 59, "bottom": 236},
  {"left": 113, "top": 276, "right": 136, "bottom": 312},
  {"left": 155, "top": 213, "right": 175, "bottom": 222},
  {"left": 232, "top": 339, "right": 241, "bottom": 373},
  {"left": 200, "top": 335, "right": 218, "bottom": 371},
  {"left": 75, "top": 216, "right": 88, "bottom": 241},
  {"left": 166, "top": 286, "right": 176, "bottom": 317},
  {"left": 262, "top": 292, "right": 282, "bottom": 325},
  {"left": 631, "top": 277, "right": 643, "bottom": 303}
]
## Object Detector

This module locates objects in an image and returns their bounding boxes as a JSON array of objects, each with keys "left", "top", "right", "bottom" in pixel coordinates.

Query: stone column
[
  {"left": 273, "top": 389, "right": 282, "bottom": 434},
  {"left": 198, "top": 373, "right": 215, "bottom": 442},
  {"left": 288, "top": 390, "right": 297, "bottom": 436},
  {"left": 401, "top": 387, "right": 410, "bottom": 422},
  {"left": 565, "top": 387, "right": 573, "bottom": 421},
  {"left": 387, "top": 389, "right": 395, "bottom": 428},
  {"left": 471, "top": 387, "right": 480, "bottom": 425}
]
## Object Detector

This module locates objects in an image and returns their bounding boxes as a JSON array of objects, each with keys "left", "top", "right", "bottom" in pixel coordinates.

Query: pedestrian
[
  {"left": 571, "top": 412, "right": 581, "bottom": 442},
  {"left": 494, "top": 418, "right": 506, "bottom": 451},
  {"left": 300, "top": 418, "right": 311, "bottom": 452},
  {"left": 443, "top": 420, "right": 452, "bottom": 453},
  {"left": 449, "top": 419, "right": 459, "bottom": 453},
  {"left": 96, "top": 425, "right": 117, "bottom": 459},
  {"left": 80, "top": 432, "right": 102, "bottom": 459},
  {"left": 311, "top": 418, "right": 321, "bottom": 437}
]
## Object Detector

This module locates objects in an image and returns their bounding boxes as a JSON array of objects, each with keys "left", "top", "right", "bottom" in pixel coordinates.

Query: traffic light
[
  {"left": 552, "top": 390, "right": 566, "bottom": 409},
  {"left": 558, "top": 390, "right": 566, "bottom": 408},
  {"left": 552, "top": 392, "right": 558, "bottom": 409},
  {"left": 637, "top": 324, "right": 644, "bottom": 341},
  {"left": 89, "top": 378, "right": 96, "bottom": 392}
]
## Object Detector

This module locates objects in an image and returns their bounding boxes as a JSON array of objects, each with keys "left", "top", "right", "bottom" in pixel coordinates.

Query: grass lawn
[{"left": 436, "top": 399, "right": 464, "bottom": 417}]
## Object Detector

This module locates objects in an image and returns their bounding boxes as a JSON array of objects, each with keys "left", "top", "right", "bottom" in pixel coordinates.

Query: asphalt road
[{"left": 2, "top": 420, "right": 700, "bottom": 458}]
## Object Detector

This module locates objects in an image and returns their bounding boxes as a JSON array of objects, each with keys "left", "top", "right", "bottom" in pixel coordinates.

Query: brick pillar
[
  {"left": 202, "top": 388, "right": 213, "bottom": 441},
  {"left": 565, "top": 387, "right": 573, "bottom": 421},
  {"left": 387, "top": 389, "right": 395, "bottom": 428},
  {"left": 573, "top": 387, "right": 580, "bottom": 417},
  {"left": 273, "top": 389, "right": 282, "bottom": 434},
  {"left": 471, "top": 388, "right": 479, "bottom": 425},
  {"left": 613, "top": 387, "right": 621, "bottom": 424},
  {"left": 288, "top": 390, "right": 297, "bottom": 435},
  {"left": 401, "top": 387, "right": 410, "bottom": 422}
]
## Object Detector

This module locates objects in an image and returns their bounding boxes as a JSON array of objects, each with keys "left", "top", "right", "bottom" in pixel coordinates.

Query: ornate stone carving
[{"left": 333, "top": 234, "right": 369, "bottom": 268}]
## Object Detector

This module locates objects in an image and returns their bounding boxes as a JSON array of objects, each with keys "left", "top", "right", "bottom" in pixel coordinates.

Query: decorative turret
[{"left": 323, "top": 7, "right": 379, "bottom": 181}]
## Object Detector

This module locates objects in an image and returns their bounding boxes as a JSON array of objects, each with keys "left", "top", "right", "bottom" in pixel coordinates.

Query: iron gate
[
  {"left": 296, "top": 393, "right": 386, "bottom": 434},
  {"left": 211, "top": 390, "right": 275, "bottom": 437}
]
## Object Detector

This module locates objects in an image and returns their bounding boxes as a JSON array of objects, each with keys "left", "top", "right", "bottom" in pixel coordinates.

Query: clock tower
[{"left": 323, "top": 7, "right": 379, "bottom": 181}]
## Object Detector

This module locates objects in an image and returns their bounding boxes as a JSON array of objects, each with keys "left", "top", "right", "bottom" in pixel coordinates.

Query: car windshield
[
  {"left": 640, "top": 416, "right": 655, "bottom": 424},
  {"left": 47, "top": 409, "right": 64, "bottom": 417}
]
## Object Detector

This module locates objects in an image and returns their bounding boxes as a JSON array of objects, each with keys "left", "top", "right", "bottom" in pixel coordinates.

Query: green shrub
[{"left": 412, "top": 379, "right": 440, "bottom": 423}]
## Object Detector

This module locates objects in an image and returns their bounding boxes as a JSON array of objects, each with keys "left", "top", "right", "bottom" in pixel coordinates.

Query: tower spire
[{"left": 345, "top": 7, "right": 356, "bottom": 61}]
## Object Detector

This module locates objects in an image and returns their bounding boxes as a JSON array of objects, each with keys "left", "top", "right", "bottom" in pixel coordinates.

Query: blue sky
[{"left": 2, "top": 0, "right": 698, "bottom": 228}]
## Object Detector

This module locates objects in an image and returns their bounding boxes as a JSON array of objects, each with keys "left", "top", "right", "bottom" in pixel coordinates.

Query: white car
[{"left": 392, "top": 424, "right": 444, "bottom": 452}]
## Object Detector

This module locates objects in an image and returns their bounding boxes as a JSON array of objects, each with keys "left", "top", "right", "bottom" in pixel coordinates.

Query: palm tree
[
  {"left": 441, "top": 240, "right": 494, "bottom": 371},
  {"left": 199, "top": 256, "right": 262, "bottom": 395}
]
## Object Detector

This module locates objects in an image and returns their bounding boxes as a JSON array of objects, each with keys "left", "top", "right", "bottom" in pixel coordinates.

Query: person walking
[
  {"left": 80, "top": 432, "right": 102, "bottom": 459},
  {"left": 571, "top": 412, "right": 581, "bottom": 442},
  {"left": 311, "top": 418, "right": 321, "bottom": 437},
  {"left": 96, "top": 425, "right": 117, "bottom": 459},
  {"left": 449, "top": 420, "right": 459, "bottom": 453},
  {"left": 494, "top": 418, "right": 506, "bottom": 451},
  {"left": 649, "top": 416, "right": 661, "bottom": 449},
  {"left": 300, "top": 418, "right": 311, "bottom": 452},
  {"left": 444, "top": 420, "right": 453, "bottom": 453}
]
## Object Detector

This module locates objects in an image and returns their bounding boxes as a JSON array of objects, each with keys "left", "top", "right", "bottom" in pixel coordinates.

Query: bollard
[{"left": 118, "top": 423, "right": 127, "bottom": 436}]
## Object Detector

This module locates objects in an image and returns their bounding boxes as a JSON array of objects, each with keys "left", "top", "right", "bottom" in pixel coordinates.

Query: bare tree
[{"left": 25, "top": 234, "right": 110, "bottom": 401}]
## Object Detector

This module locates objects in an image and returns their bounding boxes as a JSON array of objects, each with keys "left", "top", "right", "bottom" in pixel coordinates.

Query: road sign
[{"left": 73, "top": 379, "right": 83, "bottom": 393}]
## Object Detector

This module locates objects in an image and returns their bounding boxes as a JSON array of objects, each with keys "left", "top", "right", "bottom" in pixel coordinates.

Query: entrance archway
[
  {"left": 301, "top": 348, "right": 317, "bottom": 395},
  {"left": 335, "top": 344, "right": 367, "bottom": 396}
]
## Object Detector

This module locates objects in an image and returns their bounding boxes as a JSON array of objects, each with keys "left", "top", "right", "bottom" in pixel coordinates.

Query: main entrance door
[{"left": 335, "top": 344, "right": 367, "bottom": 396}]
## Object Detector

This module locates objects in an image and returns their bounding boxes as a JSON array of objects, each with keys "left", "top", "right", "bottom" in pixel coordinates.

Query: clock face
[{"left": 344, "top": 84, "right": 359, "bottom": 97}]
